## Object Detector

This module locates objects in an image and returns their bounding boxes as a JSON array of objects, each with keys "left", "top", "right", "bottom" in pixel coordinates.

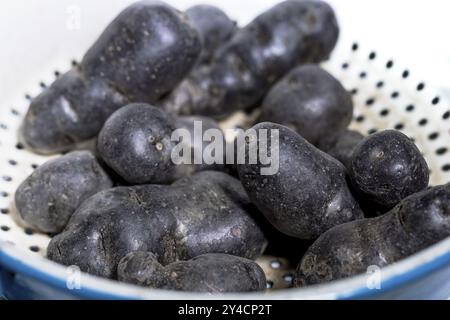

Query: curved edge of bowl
[{"left": 1, "top": 236, "right": 450, "bottom": 300}]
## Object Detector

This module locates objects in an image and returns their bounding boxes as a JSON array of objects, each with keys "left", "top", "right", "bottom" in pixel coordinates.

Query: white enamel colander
[{"left": 1, "top": 0, "right": 450, "bottom": 299}]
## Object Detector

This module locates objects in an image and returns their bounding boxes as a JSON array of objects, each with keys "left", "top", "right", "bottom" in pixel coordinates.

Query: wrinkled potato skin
[
  {"left": 162, "top": 0, "right": 339, "bottom": 118},
  {"left": 21, "top": 1, "right": 201, "bottom": 154},
  {"left": 47, "top": 186, "right": 178, "bottom": 278},
  {"left": 349, "top": 130, "right": 429, "bottom": 209},
  {"left": 118, "top": 252, "right": 266, "bottom": 293},
  {"left": 296, "top": 184, "right": 450, "bottom": 286},
  {"left": 47, "top": 171, "right": 267, "bottom": 278},
  {"left": 237, "top": 122, "right": 363, "bottom": 239},
  {"left": 186, "top": 5, "right": 238, "bottom": 64},
  {"left": 318, "top": 130, "right": 364, "bottom": 169},
  {"left": 15, "top": 151, "right": 112, "bottom": 234},
  {"left": 259, "top": 65, "right": 353, "bottom": 145}
]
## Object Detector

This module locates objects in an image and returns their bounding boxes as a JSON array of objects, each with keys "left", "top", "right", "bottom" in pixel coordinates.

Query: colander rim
[{"left": 1, "top": 235, "right": 450, "bottom": 299}]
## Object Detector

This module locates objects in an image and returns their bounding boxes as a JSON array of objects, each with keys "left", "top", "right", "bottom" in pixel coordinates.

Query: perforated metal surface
[{"left": 1, "top": 41, "right": 450, "bottom": 292}]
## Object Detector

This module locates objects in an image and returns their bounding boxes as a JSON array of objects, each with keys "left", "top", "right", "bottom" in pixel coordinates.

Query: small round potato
[
  {"left": 259, "top": 65, "right": 353, "bottom": 145},
  {"left": 97, "top": 103, "right": 183, "bottom": 185},
  {"left": 349, "top": 130, "right": 429, "bottom": 209},
  {"left": 318, "top": 130, "right": 365, "bottom": 169}
]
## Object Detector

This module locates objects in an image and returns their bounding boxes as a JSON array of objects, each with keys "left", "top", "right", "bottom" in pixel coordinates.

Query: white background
[{"left": 1, "top": 0, "right": 450, "bottom": 103}]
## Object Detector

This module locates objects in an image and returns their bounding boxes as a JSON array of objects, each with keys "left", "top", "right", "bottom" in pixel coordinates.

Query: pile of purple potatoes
[{"left": 14, "top": 0, "right": 450, "bottom": 293}]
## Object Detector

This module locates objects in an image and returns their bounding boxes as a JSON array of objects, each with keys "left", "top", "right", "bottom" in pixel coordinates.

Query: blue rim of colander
[
  {"left": 1, "top": 238, "right": 450, "bottom": 300},
  {"left": 0, "top": 247, "right": 130, "bottom": 300},
  {"left": 337, "top": 244, "right": 450, "bottom": 299}
]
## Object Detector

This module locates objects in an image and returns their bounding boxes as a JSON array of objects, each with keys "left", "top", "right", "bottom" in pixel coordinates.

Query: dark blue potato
[
  {"left": 186, "top": 5, "right": 237, "bottom": 64},
  {"left": 20, "top": 70, "right": 129, "bottom": 156},
  {"left": 47, "top": 171, "right": 267, "bottom": 278},
  {"left": 15, "top": 151, "right": 112, "bottom": 234},
  {"left": 20, "top": 1, "right": 201, "bottom": 155},
  {"left": 97, "top": 103, "right": 184, "bottom": 185},
  {"left": 296, "top": 184, "right": 450, "bottom": 286},
  {"left": 318, "top": 129, "right": 364, "bottom": 169},
  {"left": 97, "top": 103, "right": 224, "bottom": 185},
  {"left": 169, "top": 172, "right": 267, "bottom": 260},
  {"left": 263, "top": 226, "right": 314, "bottom": 266},
  {"left": 162, "top": 0, "right": 339, "bottom": 118},
  {"left": 259, "top": 65, "right": 353, "bottom": 145},
  {"left": 349, "top": 130, "right": 429, "bottom": 209},
  {"left": 118, "top": 252, "right": 266, "bottom": 293},
  {"left": 48, "top": 186, "right": 178, "bottom": 278},
  {"left": 237, "top": 122, "right": 363, "bottom": 239}
]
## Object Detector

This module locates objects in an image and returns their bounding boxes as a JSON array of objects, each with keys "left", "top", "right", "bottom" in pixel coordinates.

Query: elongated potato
[
  {"left": 296, "top": 184, "right": 450, "bottom": 286},
  {"left": 47, "top": 171, "right": 267, "bottom": 278},
  {"left": 237, "top": 122, "right": 363, "bottom": 239},
  {"left": 21, "top": 1, "right": 201, "bottom": 154},
  {"left": 97, "top": 103, "right": 224, "bottom": 185},
  {"left": 162, "top": 0, "right": 339, "bottom": 118},
  {"left": 186, "top": 5, "right": 237, "bottom": 64}
]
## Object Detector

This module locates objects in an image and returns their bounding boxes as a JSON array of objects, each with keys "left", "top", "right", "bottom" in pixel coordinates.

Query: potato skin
[
  {"left": 118, "top": 252, "right": 266, "bottom": 293},
  {"left": 237, "top": 122, "right": 363, "bottom": 239},
  {"left": 186, "top": 5, "right": 237, "bottom": 64},
  {"left": 170, "top": 172, "right": 266, "bottom": 260},
  {"left": 21, "top": 1, "right": 201, "bottom": 155},
  {"left": 259, "top": 65, "right": 353, "bottom": 145},
  {"left": 47, "top": 171, "right": 267, "bottom": 278},
  {"left": 82, "top": 2, "right": 200, "bottom": 102},
  {"left": 296, "top": 184, "right": 450, "bottom": 286},
  {"left": 162, "top": 0, "right": 339, "bottom": 118},
  {"left": 318, "top": 130, "right": 364, "bottom": 169},
  {"left": 97, "top": 104, "right": 224, "bottom": 185},
  {"left": 97, "top": 103, "right": 185, "bottom": 185},
  {"left": 349, "top": 130, "right": 429, "bottom": 209},
  {"left": 15, "top": 151, "right": 112, "bottom": 234},
  {"left": 47, "top": 186, "right": 179, "bottom": 278}
]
